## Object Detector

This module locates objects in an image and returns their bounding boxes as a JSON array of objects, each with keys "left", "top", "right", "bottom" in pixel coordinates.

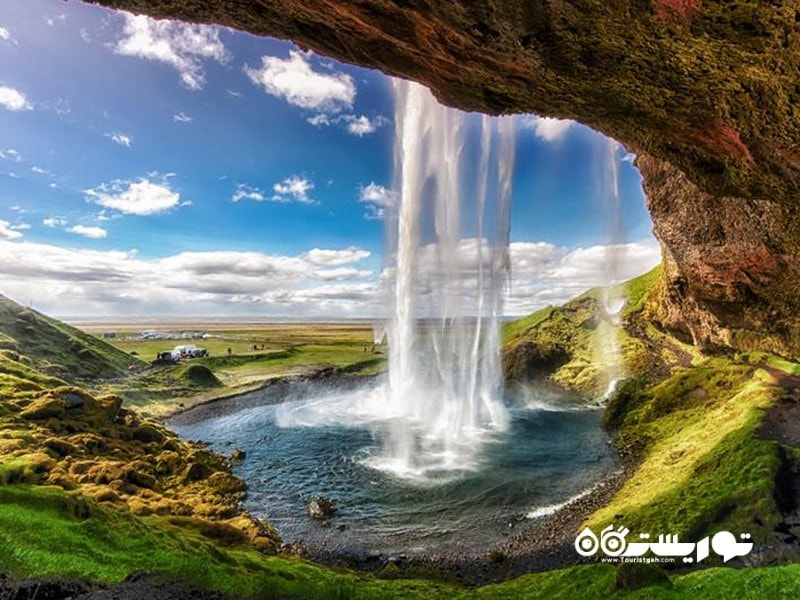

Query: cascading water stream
[
  {"left": 598, "top": 138, "right": 625, "bottom": 400},
  {"left": 274, "top": 80, "right": 517, "bottom": 481},
  {"left": 379, "top": 80, "right": 517, "bottom": 477}
]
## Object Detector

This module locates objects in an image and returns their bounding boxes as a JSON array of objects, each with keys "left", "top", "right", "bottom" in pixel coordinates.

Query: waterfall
[
  {"left": 375, "top": 80, "right": 516, "bottom": 477},
  {"left": 598, "top": 138, "right": 625, "bottom": 400}
]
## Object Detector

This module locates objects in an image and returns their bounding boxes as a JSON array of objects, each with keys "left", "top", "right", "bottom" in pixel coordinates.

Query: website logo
[{"left": 575, "top": 525, "right": 753, "bottom": 563}]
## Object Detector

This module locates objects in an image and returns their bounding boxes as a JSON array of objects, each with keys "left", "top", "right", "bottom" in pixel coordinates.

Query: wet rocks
[{"left": 307, "top": 496, "right": 336, "bottom": 519}]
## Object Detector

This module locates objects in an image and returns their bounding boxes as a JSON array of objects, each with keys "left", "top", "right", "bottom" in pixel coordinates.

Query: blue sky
[{"left": 0, "top": 0, "right": 659, "bottom": 318}]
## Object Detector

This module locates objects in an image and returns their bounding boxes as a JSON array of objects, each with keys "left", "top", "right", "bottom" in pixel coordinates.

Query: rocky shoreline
[{"left": 297, "top": 461, "right": 634, "bottom": 586}]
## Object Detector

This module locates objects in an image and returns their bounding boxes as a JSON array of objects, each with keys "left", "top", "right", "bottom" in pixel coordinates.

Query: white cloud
[
  {"left": 359, "top": 183, "right": 395, "bottom": 207},
  {"left": 31, "top": 166, "right": 50, "bottom": 175},
  {"left": 0, "top": 86, "right": 32, "bottom": 111},
  {"left": 504, "top": 240, "right": 662, "bottom": 315},
  {"left": 303, "top": 247, "right": 371, "bottom": 267},
  {"left": 231, "top": 184, "right": 265, "bottom": 203},
  {"left": 0, "top": 149, "right": 22, "bottom": 161},
  {"left": 346, "top": 115, "right": 386, "bottom": 136},
  {"left": 520, "top": 115, "right": 573, "bottom": 142},
  {"left": 245, "top": 51, "right": 355, "bottom": 112},
  {"left": 85, "top": 177, "right": 184, "bottom": 216},
  {"left": 115, "top": 14, "right": 228, "bottom": 90},
  {"left": 173, "top": 112, "right": 193, "bottom": 123},
  {"left": 46, "top": 14, "right": 66, "bottom": 27},
  {"left": 0, "top": 26, "right": 15, "bottom": 44},
  {"left": 43, "top": 217, "right": 67, "bottom": 228},
  {"left": 358, "top": 182, "right": 396, "bottom": 220},
  {"left": 0, "top": 220, "right": 23, "bottom": 240},
  {"left": 272, "top": 175, "right": 316, "bottom": 204},
  {"left": 0, "top": 240, "right": 376, "bottom": 317},
  {"left": 307, "top": 113, "right": 331, "bottom": 127},
  {"left": 307, "top": 113, "right": 388, "bottom": 136},
  {"left": 107, "top": 132, "right": 133, "bottom": 147},
  {"left": 69, "top": 225, "right": 107, "bottom": 239}
]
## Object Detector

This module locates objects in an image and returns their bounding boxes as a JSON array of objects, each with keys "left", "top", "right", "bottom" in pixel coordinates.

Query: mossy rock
[
  {"left": 19, "top": 396, "right": 66, "bottom": 420},
  {"left": 177, "top": 364, "right": 222, "bottom": 388},
  {"left": 132, "top": 423, "right": 165, "bottom": 444}
]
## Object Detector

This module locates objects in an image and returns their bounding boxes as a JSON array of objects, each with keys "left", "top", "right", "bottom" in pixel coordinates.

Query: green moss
[
  {"left": 0, "top": 295, "right": 144, "bottom": 382},
  {"left": 621, "top": 266, "right": 663, "bottom": 318},
  {"left": 502, "top": 305, "right": 557, "bottom": 342},
  {"left": 590, "top": 365, "right": 780, "bottom": 543}
]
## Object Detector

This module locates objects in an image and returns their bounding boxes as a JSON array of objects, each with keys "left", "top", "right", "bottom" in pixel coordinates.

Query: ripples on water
[{"left": 171, "top": 381, "right": 617, "bottom": 555}]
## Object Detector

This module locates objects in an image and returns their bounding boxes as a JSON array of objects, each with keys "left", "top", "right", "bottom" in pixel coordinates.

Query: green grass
[
  {"left": 2, "top": 484, "right": 800, "bottom": 599},
  {"left": 621, "top": 265, "right": 663, "bottom": 318},
  {"left": 502, "top": 305, "right": 557, "bottom": 342},
  {"left": 0, "top": 295, "right": 143, "bottom": 382},
  {"left": 0, "top": 484, "right": 457, "bottom": 598},
  {"left": 591, "top": 361, "right": 781, "bottom": 543}
]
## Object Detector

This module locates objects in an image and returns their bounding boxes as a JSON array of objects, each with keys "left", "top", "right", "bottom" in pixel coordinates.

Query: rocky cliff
[{"left": 91, "top": 0, "right": 800, "bottom": 357}]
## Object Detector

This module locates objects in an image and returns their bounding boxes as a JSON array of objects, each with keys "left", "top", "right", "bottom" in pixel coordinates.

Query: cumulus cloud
[
  {"left": 115, "top": 14, "right": 228, "bottom": 90},
  {"left": 0, "top": 85, "right": 32, "bottom": 111},
  {"left": 0, "top": 26, "right": 15, "bottom": 44},
  {"left": 520, "top": 115, "right": 573, "bottom": 142},
  {"left": 0, "top": 148, "right": 22, "bottom": 161},
  {"left": 85, "top": 177, "right": 185, "bottom": 216},
  {"left": 0, "top": 220, "right": 23, "bottom": 240},
  {"left": 504, "top": 240, "right": 662, "bottom": 314},
  {"left": 346, "top": 115, "right": 386, "bottom": 136},
  {"left": 303, "top": 247, "right": 370, "bottom": 267},
  {"left": 272, "top": 176, "right": 316, "bottom": 204},
  {"left": 358, "top": 182, "right": 396, "bottom": 219},
  {"left": 0, "top": 240, "right": 376, "bottom": 317},
  {"left": 231, "top": 184, "right": 265, "bottom": 203},
  {"left": 308, "top": 113, "right": 388, "bottom": 136},
  {"left": 107, "top": 132, "right": 133, "bottom": 147},
  {"left": 245, "top": 51, "right": 355, "bottom": 112},
  {"left": 69, "top": 225, "right": 108, "bottom": 239},
  {"left": 31, "top": 166, "right": 51, "bottom": 175},
  {"left": 43, "top": 217, "right": 67, "bottom": 228}
]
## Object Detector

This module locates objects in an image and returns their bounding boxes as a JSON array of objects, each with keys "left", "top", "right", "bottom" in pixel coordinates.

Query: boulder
[{"left": 307, "top": 496, "right": 336, "bottom": 519}]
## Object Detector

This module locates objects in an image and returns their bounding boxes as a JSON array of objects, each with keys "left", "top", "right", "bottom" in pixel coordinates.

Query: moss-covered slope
[
  {"left": 0, "top": 295, "right": 143, "bottom": 382},
  {"left": 504, "top": 265, "right": 800, "bottom": 560}
]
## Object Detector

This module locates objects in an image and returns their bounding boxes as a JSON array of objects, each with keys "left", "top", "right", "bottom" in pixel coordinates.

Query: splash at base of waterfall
[{"left": 275, "top": 364, "right": 507, "bottom": 481}]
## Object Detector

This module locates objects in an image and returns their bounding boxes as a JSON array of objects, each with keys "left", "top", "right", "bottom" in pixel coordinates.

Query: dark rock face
[
  {"left": 90, "top": 0, "right": 800, "bottom": 356},
  {"left": 639, "top": 154, "right": 800, "bottom": 358}
]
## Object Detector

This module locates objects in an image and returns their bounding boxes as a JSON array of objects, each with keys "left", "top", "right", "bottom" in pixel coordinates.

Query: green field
[{"left": 73, "top": 321, "right": 387, "bottom": 415}]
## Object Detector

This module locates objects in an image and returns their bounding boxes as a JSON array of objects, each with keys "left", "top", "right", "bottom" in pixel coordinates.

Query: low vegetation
[
  {"left": 0, "top": 281, "right": 798, "bottom": 597},
  {"left": 504, "top": 264, "right": 800, "bottom": 559}
]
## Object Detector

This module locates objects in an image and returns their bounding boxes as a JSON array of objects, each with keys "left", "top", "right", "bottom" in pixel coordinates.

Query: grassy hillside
[
  {"left": 503, "top": 265, "right": 800, "bottom": 558},
  {"left": 502, "top": 267, "right": 666, "bottom": 394},
  {"left": 0, "top": 295, "right": 143, "bottom": 382}
]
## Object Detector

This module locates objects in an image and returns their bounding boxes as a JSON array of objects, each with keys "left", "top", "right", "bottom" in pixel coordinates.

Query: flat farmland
[{"left": 73, "top": 321, "right": 386, "bottom": 415}]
